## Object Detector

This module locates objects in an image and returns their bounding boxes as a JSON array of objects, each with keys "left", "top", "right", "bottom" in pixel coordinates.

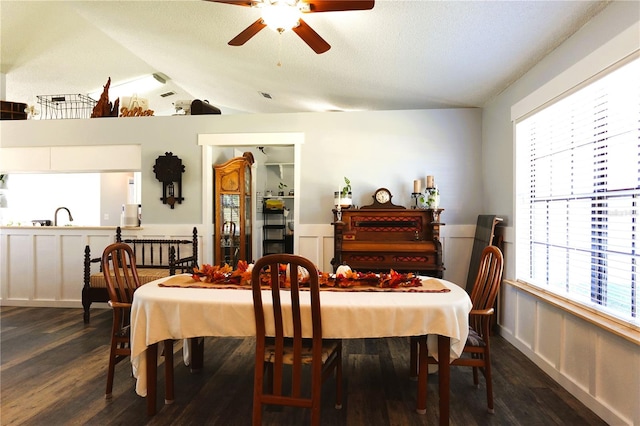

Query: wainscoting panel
[
  {"left": 2, "top": 222, "right": 477, "bottom": 303},
  {"left": 4, "top": 234, "right": 32, "bottom": 301},
  {"left": 34, "top": 234, "right": 57, "bottom": 300},
  {"left": 500, "top": 281, "right": 639, "bottom": 425},
  {"left": 535, "top": 302, "right": 563, "bottom": 369},
  {"left": 596, "top": 331, "right": 638, "bottom": 422},
  {"left": 440, "top": 224, "right": 475, "bottom": 287},
  {"left": 0, "top": 225, "right": 203, "bottom": 307},
  {"left": 515, "top": 290, "right": 537, "bottom": 349},
  {"left": 563, "top": 314, "right": 594, "bottom": 392},
  {"left": 60, "top": 234, "right": 84, "bottom": 301}
]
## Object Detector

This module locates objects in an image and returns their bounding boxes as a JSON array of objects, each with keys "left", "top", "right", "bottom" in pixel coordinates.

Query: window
[{"left": 515, "top": 55, "right": 639, "bottom": 326}]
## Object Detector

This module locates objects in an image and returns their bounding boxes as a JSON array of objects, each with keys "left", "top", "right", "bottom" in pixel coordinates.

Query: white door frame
[{"left": 198, "top": 133, "right": 304, "bottom": 264}]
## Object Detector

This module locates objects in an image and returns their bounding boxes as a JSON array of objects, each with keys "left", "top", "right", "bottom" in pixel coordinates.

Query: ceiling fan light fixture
[
  {"left": 215, "top": 0, "right": 373, "bottom": 53},
  {"left": 260, "top": 1, "right": 301, "bottom": 33}
]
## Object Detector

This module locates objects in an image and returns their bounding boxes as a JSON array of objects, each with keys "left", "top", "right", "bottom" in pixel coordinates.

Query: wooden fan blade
[
  {"left": 204, "top": 0, "right": 254, "bottom": 6},
  {"left": 292, "top": 18, "right": 330, "bottom": 54},
  {"left": 305, "top": 0, "right": 374, "bottom": 13},
  {"left": 228, "top": 19, "right": 267, "bottom": 46}
]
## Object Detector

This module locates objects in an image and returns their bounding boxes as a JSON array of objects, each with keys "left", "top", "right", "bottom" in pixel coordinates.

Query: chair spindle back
[
  {"left": 251, "top": 254, "right": 322, "bottom": 399},
  {"left": 102, "top": 242, "right": 141, "bottom": 305},
  {"left": 468, "top": 245, "right": 504, "bottom": 333}
]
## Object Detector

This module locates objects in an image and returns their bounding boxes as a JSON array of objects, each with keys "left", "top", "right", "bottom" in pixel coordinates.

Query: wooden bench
[{"left": 82, "top": 226, "right": 198, "bottom": 323}]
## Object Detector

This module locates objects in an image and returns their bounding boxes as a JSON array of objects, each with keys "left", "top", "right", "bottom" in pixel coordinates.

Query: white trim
[
  {"left": 511, "top": 22, "right": 640, "bottom": 121},
  {"left": 198, "top": 133, "right": 304, "bottom": 264}
]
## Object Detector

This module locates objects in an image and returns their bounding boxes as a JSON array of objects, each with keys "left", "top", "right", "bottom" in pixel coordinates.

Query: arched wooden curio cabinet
[{"left": 213, "top": 152, "right": 254, "bottom": 266}]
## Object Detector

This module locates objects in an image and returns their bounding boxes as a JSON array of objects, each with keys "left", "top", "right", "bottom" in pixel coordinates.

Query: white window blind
[{"left": 515, "top": 56, "right": 639, "bottom": 326}]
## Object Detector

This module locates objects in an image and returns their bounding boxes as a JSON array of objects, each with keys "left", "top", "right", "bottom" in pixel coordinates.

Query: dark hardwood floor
[{"left": 1, "top": 306, "right": 606, "bottom": 426}]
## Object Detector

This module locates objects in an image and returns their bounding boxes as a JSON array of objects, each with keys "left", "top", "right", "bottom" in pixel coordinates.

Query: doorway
[{"left": 198, "top": 133, "right": 304, "bottom": 264}]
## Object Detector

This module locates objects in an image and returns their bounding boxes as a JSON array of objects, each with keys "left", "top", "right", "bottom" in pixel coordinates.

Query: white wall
[
  {"left": 1, "top": 108, "right": 483, "bottom": 302},
  {"left": 482, "top": 2, "right": 640, "bottom": 425},
  {"left": 1, "top": 108, "right": 483, "bottom": 227},
  {"left": 100, "top": 172, "right": 136, "bottom": 226}
]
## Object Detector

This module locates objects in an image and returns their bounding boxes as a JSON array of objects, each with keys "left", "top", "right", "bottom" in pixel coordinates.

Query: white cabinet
[
  {"left": 0, "top": 145, "right": 141, "bottom": 172},
  {"left": 0, "top": 147, "right": 50, "bottom": 172},
  {"left": 51, "top": 145, "right": 141, "bottom": 171}
]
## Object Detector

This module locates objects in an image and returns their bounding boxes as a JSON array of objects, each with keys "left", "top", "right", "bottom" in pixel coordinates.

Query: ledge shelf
[{"left": 265, "top": 162, "right": 294, "bottom": 180}]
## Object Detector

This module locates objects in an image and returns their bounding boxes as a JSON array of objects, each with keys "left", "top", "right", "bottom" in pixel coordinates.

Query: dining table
[{"left": 130, "top": 274, "right": 472, "bottom": 425}]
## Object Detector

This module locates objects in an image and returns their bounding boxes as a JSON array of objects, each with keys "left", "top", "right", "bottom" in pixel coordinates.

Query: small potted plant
[
  {"left": 278, "top": 182, "right": 287, "bottom": 196},
  {"left": 334, "top": 177, "right": 352, "bottom": 208}
]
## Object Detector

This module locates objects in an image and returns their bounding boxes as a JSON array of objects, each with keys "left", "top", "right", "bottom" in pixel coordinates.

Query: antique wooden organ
[{"left": 332, "top": 207, "right": 445, "bottom": 278}]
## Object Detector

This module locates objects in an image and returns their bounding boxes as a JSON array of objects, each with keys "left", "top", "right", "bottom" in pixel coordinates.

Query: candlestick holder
[
  {"left": 411, "top": 192, "right": 421, "bottom": 209},
  {"left": 334, "top": 204, "right": 344, "bottom": 224}
]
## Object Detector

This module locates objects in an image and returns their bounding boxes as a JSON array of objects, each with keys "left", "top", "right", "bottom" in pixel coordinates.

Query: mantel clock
[{"left": 361, "top": 187, "right": 404, "bottom": 209}]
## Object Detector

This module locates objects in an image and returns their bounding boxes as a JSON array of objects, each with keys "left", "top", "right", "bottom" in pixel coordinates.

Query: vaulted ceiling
[{"left": 1, "top": 0, "right": 610, "bottom": 116}]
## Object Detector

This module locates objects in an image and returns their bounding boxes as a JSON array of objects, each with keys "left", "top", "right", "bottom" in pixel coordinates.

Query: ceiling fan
[{"left": 207, "top": 0, "right": 375, "bottom": 54}]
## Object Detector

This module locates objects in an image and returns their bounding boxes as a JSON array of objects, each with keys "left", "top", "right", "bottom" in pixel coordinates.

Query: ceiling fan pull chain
[{"left": 277, "top": 32, "right": 283, "bottom": 67}]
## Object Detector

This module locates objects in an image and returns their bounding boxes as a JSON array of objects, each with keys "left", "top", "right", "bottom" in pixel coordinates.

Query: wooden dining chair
[
  {"left": 250, "top": 254, "right": 343, "bottom": 426},
  {"left": 102, "top": 242, "right": 174, "bottom": 401},
  {"left": 410, "top": 245, "right": 504, "bottom": 413}
]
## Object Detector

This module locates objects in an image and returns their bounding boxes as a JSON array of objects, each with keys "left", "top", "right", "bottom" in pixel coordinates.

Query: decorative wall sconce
[{"left": 153, "top": 152, "right": 185, "bottom": 209}]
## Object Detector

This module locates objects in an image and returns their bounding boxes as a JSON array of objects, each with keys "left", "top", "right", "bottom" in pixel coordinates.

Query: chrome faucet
[{"left": 54, "top": 207, "right": 74, "bottom": 226}]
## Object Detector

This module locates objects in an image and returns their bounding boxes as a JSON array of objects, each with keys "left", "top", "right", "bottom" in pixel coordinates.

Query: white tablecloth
[{"left": 130, "top": 275, "right": 472, "bottom": 397}]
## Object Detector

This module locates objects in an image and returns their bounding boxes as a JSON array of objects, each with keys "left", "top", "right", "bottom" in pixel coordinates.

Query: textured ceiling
[{"left": 1, "top": 0, "right": 610, "bottom": 116}]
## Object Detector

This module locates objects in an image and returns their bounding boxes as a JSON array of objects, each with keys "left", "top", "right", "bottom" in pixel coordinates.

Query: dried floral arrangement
[{"left": 191, "top": 261, "right": 421, "bottom": 289}]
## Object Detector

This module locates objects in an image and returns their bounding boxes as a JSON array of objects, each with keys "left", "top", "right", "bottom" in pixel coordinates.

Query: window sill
[{"left": 504, "top": 279, "right": 639, "bottom": 346}]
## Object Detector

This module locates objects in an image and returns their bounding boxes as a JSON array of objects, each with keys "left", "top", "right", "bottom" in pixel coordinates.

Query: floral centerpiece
[
  {"left": 329, "top": 265, "right": 421, "bottom": 288},
  {"left": 192, "top": 260, "right": 253, "bottom": 284},
  {"left": 192, "top": 261, "right": 421, "bottom": 289}
]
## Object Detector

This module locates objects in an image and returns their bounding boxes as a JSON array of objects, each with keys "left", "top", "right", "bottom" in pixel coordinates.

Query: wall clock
[
  {"left": 153, "top": 152, "right": 185, "bottom": 209},
  {"left": 361, "top": 187, "right": 405, "bottom": 209}
]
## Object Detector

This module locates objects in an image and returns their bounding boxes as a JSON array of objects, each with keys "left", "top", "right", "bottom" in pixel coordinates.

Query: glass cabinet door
[
  {"left": 219, "top": 193, "right": 240, "bottom": 266},
  {"left": 244, "top": 164, "right": 252, "bottom": 262}
]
